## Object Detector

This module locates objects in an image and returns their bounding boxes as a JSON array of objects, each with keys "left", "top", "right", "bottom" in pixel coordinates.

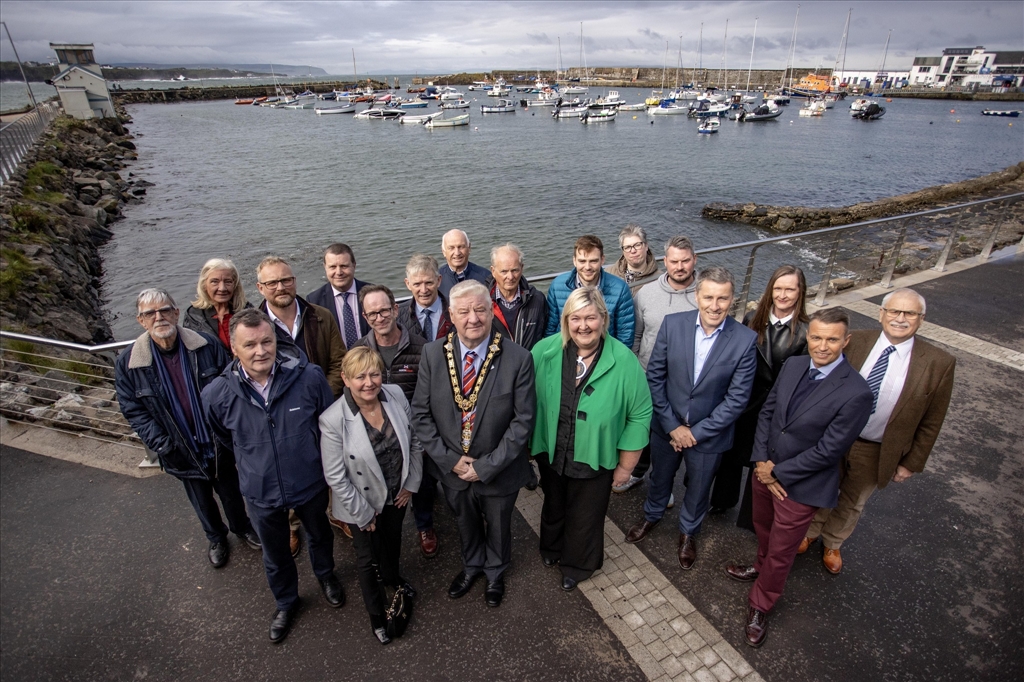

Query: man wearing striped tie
[
  {"left": 801, "top": 288, "right": 956, "bottom": 574},
  {"left": 412, "top": 280, "right": 536, "bottom": 608}
]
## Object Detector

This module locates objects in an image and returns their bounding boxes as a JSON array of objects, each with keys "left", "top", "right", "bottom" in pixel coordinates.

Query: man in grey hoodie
[{"left": 614, "top": 235, "right": 699, "bottom": 493}]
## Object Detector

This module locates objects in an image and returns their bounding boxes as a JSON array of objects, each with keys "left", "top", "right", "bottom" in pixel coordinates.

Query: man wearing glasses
[
  {"left": 256, "top": 256, "right": 346, "bottom": 399},
  {"left": 352, "top": 284, "right": 437, "bottom": 556},
  {"left": 800, "top": 288, "right": 955, "bottom": 574},
  {"left": 115, "top": 289, "right": 261, "bottom": 570}
]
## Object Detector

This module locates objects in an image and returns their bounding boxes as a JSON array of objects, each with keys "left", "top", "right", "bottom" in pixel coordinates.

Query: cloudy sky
[{"left": 2, "top": 1, "right": 1021, "bottom": 75}]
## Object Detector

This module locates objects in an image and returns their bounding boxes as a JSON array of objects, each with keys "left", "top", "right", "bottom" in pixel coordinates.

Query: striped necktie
[
  {"left": 461, "top": 351, "right": 478, "bottom": 450},
  {"left": 866, "top": 345, "right": 896, "bottom": 413},
  {"left": 340, "top": 292, "right": 359, "bottom": 349}
]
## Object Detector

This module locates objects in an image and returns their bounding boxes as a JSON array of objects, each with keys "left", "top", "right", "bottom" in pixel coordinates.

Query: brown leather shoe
[
  {"left": 797, "top": 536, "right": 814, "bottom": 555},
  {"left": 419, "top": 529, "right": 439, "bottom": 557},
  {"left": 289, "top": 529, "right": 301, "bottom": 558},
  {"left": 725, "top": 564, "right": 759, "bottom": 582},
  {"left": 625, "top": 518, "right": 659, "bottom": 544},
  {"left": 823, "top": 547, "right": 843, "bottom": 574},
  {"left": 678, "top": 534, "right": 697, "bottom": 570},
  {"left": 744, "top": 606, "right": 769, "bottom": 647}
]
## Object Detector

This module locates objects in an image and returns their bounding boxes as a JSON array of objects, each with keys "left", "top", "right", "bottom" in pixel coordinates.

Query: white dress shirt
[
  {"left": 858, "top": 334, "right": 915, "bottom": 442},
  {"left": 769, "top": 311, "right": 793, "bottom": 326},
  {"left": 266, "top": 300, "right": 302, "bottom": 340}
]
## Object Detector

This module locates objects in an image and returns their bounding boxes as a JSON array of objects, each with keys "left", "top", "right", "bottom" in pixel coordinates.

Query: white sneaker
[
  {"left": 612, "top": 475, "right": 643, "bottom": 494},
  {"left": 667, "top": 493, "right": 675, "bottom": 509}
]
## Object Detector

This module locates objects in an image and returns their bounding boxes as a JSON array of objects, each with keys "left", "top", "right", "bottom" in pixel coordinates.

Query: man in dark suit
[
  {"left": 397, "top": 253, "right": 453, "bottom": 342},
  {"left": 413, "top": 280, "right": 536, "bottom": 608},
  {"left": 725, "top": 307, "right": 873, "bottom": 648},
  {"left": 625, "top": 267, "right": 757, "bottom": 571},
  {"left": 801, "top": 289, "right": 955, "bottom": 574},
  {"left": 438, "top": 229, "right": 490, "bottom": 298},
  {"left": 306, "top": 243, "right": 371, "bottom": 350}
]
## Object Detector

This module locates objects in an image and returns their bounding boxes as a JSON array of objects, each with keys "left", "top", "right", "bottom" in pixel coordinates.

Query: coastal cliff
[{"left": 0, "top": 111, "right": 145, "bottom": 343}]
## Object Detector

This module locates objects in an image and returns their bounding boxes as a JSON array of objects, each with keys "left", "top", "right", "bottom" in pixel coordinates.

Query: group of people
[{"left": 115, "top": 226, "right": 955, "bottom": 649}]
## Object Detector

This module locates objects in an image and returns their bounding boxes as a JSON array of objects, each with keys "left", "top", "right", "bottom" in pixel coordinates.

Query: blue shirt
[
  {"left": 693, "top": 316, "right": 727, "bottom": 382},
  {"left": 810, "top": 353, "right": 845, "bottom": 378},
  {"left": 416, "top": 297, "right": 443, "bottom": 336}
]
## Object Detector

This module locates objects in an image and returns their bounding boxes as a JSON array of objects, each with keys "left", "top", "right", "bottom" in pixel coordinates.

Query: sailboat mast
[
  {"left": 578, "top": 22, "right": 583, "bottom": 81},
  {"left": 697, "top": 23, "right": 703, "bottom": 82},
  {"left": 782, "top": 4, "right": 800, "bottom": 90},
  {"left": 675, "top": 36, "right": 682, "bottom": 89},
  {"left": 878, "top": 28, "right": 892, "bottom": 77},
  {"left": 831, "top": 9, "right": 851, "bottom": 90},
  {"left": 661, "top": 42, "right": 668, "bottom": 90},
  {"left": 721, "top": 19, "right": 728, "bottom": 90},
  {"left": 746, "top": 17, "right": 758, "bottom": 92},
  {"left": 351, "top": 48, "right": 357, "bottom": 86}
]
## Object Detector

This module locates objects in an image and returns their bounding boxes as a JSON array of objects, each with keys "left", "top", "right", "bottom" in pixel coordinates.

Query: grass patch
[
  {"left": 2, "top": 339, "right": 110, "bottom": 385},
  {"left": 9, "top": 203, "right": 51, "bottom": 236},
  {"left": 22, "top": 161, "right": 65, "bottom": 203},
  {"left": 0, "top": 248, "right": 36, "bottom": 302}
]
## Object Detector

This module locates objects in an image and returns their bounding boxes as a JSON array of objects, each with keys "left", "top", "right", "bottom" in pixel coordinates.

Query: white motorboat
[
  {"left": 738, "top": 102, "right": 782, "bottom": 121},
  {"left": 552, "top": 103, "right": 589, "bottom": 119},
  {"left": 849, "top": 98, "right": 870, "bottom": 115},
  {"left": 852, "top": 102, "right": 886, "bottom": 120},
  {"left": 770, "top": 94, "right": 791, "bottom": 106},
  {"left": 353, "top": 107, "right": 404, "bottom": 120},
  {"left": 688, "top": 101, "right": 730, "bottom": 118},
  {"left": 399, "top": 98, "right": 429, "bottom": 109},
  {"left": 590, "top": 90, "right": 626, "bottom": 109},
  {"left": 315, "top": 103, "right": 357, "bottom": 115},
  {"left": 525, "top": 92, "right": 560, "bottom": 107},
  {"left": 400, "top": 111, "right": 443, "bottom": 125},
  {"left": 426, "top": 113, "right": 470, "bottom": 128},
  {"left": 580, "top": 109, "right": 616, "bottom": 124},
  {"left": 648, "top": 102, "right": 689, "bottom": 115},
  {"left": 480, "top": 99, "right": 517, "bottom": 113},
  {"left": 798, "top": 99, "right": 826, "bottom": 117},
  {"left": 439, "top": 86, "right": 465, "bottom": 101},
  {"left": 563, "top": 84, "right": 588, "bottom": 95},
  {"left": 488, "top": 79, "right": 511, "bottom": 97},
  {"left": 698, "top": 117, "right": 721, "bottom": 133},
  {"left": 618, "top": 102, "right": 647, "bottom": 111},
  {"left": 441, "top": 99, "right": 471, "bottom": 110}
]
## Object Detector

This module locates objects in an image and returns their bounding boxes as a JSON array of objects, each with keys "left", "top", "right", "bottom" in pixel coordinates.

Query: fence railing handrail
[
  {"left": 0, "top": 100, "right": 62, "bottom": 185},
  {"left": 1, "top": 190, "right": 1020, "bottom": 354}
]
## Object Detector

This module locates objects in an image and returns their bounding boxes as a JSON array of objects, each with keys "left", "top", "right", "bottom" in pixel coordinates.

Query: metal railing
[
  {"left": 1, "top": 191, "right": 1022, "bottom": 448},
  {"left": 0, "top": 100, "right": 62, "bottom": 185}
]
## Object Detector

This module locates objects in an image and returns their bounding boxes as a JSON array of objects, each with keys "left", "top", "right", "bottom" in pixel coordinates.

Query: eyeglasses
[
  {"left": 882, "top": 308, "right": 922, "bottom": 320},
  {"left": 363, "top": 307, "right": 395, "bottom": 321},
  {"left": 622, "top": 242, "right": 646, "bottom": 252},
  {"left": 138, "top": 306, "right": 177, "bottom": 321},
  {"left": 258, "top": 276, "right": 296, "bottom": 289}
]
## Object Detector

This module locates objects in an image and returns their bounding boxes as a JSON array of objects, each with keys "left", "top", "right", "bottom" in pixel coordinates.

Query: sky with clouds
[{"left": 1, "top": 1, "right": 1021, "bottom": 76}]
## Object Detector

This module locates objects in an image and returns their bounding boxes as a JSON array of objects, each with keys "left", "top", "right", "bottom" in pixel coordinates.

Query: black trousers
[
  {"left": 537, "top": 457, "right": 614, "bottom": 582},
  {"left": 350, "top": 504, "right": 406, "bottom": 627},
  {"left": 246, "top": 486, "right": 335, "bottom": 611},
  {"left": 179, "top": 451, "right": 252, "bottom": 543},
  {"left": 442, "top": 484, "right": 518, "bottom": 582},
  {"left": 710, "top": 408, "right": 759, "bottom": 510},
  {"left": 411, "top": 468, "right": 437, "bottom": 531}
]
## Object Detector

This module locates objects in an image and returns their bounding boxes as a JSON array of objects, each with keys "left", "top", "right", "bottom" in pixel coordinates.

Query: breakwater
[
  {"left": 0, "top": 109, "right": 145, "bottom": 343},
  {"left": 112, "top": 80, "right": 382, "bottom": 105},
  {"left": 702, "top": 162, "right": 1024, "bottom": 231}
]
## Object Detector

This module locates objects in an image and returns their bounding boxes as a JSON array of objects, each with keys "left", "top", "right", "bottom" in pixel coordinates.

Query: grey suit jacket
[
  {"left": 319, "top": 384, "right": 423, "bottom": 528},
  {"left": 412, "top": 331, "right": 536, "bottom": 496}
]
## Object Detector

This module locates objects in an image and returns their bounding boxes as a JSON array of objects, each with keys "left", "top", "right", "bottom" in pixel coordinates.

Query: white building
[
  {"left": 916, "top": 47, "right": 1024, "bottom": 88},
  {"left": 48, "top": 43, "right": 115, "bottom": 119},
  {"left": 909, "top": 57, "right": 941, "bottom": 86},
  {"left": 831, "top": 69, "right": 910, "bottom": 90}
]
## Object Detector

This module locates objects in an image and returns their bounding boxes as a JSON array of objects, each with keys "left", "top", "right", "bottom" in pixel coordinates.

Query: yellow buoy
[{"left": 632, "top": 115, "right": 637, "bottom": 120}]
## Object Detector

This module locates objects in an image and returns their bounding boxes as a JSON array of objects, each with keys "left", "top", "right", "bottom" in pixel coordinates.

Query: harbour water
[{"left": 101, "top": 89, "right": 1021, "bottom": 336}]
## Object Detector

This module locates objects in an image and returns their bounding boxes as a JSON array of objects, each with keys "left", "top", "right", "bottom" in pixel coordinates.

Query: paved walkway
[{"left": 2, "top": 249, "right": 1022, "bottom": 682}]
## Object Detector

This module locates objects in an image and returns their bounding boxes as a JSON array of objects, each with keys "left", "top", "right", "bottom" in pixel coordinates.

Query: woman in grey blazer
[{"left": 320, "top": 347, "right": 423, "bottom": 644}]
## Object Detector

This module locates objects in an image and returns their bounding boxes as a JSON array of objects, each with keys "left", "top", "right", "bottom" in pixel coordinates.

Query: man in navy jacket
[
  {"left": 625, "top": 267, "right": 756, "bottom": 572},
  {"left": 306, "top": 242, "right": 371, "bottom": 349},
  {"left": 724, "top": 307, "right": 872, "bottom": 648},
  {"left": 202, "top": 308, "right": 344, "bottom": 644}
]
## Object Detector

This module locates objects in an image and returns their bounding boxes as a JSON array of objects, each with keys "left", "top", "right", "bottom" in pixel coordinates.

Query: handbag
[{"left": 374, "top": 564, "right": 413, "bottom": 639}]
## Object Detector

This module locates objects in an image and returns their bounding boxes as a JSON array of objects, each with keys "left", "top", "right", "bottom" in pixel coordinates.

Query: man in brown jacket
[{"left": 801, "top": 288, "right": 955, "bottom": 574}]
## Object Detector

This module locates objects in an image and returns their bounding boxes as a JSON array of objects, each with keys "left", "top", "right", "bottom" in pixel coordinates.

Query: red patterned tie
[{"left": 461, "top": 351, "right": 478, "bottom": 450}]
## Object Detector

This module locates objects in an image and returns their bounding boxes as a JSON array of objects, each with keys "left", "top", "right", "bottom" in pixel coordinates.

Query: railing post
[
  {"left": 980, "top": 198, "right": 1011, "bottom": 261},
  {"left": 733, "top": 244, "right": 761, "bottom": 320},
  {"left": 879, "top": 219, "right": 909, "bottom": 288},
  {"left": 813, "top": 232, "right": 842, "bottom": 307},
  {"left": 933, "top": 217, "right": 958, "bottom": 272}
]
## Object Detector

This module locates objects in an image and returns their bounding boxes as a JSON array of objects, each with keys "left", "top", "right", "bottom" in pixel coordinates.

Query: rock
[
  {"left": 52, "top": 408, "right": 91, "bottom": 431},
  {"left": 95, "top": 197, "right": 120, "bottom": 215},
  {"left": 776, "top": 217, "right": 796, "bottom": 232},
  {"left": 0, "top": 383, "right": 36, "bottom": 411},
  {"left": 73, "top": 176, "right": 102, "bottom": 187},
  {"left": 53, "top": 393, "right": 86, "bottom": 411},
  {"left": 830, "top": 277, "right": 856, "bottom": 291},
  {"left": 42, "top": 310, "right": 93, "bottom": 344},
  {"left": 26, "top": 405, "right": 51, "bottom": 419}
]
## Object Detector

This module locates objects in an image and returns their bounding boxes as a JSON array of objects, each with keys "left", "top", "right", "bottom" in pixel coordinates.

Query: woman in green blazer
[{"left": 531, "top": 287, "right": 653, "bottom": 592}]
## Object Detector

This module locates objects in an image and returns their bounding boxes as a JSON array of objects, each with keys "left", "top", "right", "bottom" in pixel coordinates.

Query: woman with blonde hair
[
  {"left": 530, "top": 288, "right": 652, "bottom": 592},
  {"left": 183, "top": 258, "right": 249, "bottom": 348},
  {"left": 319, "top": 346, "right": 422, "bottom": 644}
]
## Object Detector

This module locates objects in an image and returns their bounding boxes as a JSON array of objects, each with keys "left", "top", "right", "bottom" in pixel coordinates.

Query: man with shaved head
[
  {"left": 800, "top": 288, "right": 955, "bottom": 575},
  {"left": 439, "top": 229, "right": 490, "bottom": 298}
]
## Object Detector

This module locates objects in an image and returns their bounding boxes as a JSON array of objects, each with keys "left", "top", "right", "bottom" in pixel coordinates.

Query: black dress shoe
[
  {"left": 561, "top": 576, "right": 578, "bottom": 592},
  {"left": 241, "top": 531, "right": 262, "bottom": 550},
  {"left": 269, "top": 605, "right": 297, "bottom": 643},
  {"left": 208, "top": 541, "right": 229, "bottom": 568},
  {"left": 484, "top": 576, "right": 505, "bottom": 607},
  {"left": 319, "top": 573, "right": 345, "bottom": 608},
  {"left": 678, "top": 533, "right": 697, "bottom": 570},
  {"left": 709, "top": 506, "right": 730, "bottom": 516},
  {"left": 542, "top": 556, "right": 559, "bottom": 568},
  {"left": 725, "top": 564, "right": 760, "bottom": 583},
  {"left": 625, "top": 518, "right": 660, "bottom": 544},
  {"left": 745, "top": 606, "right": 769, "bottom": 648},
  {"left": 373, "top": 626, "right": 392, "bottom": 645},
  {"left": 448, "top": 571, "right": 480, "bottom": 599}
]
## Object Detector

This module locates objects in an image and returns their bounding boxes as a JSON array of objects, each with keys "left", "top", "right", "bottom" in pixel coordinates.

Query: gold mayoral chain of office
[{"left": 444, "top": 331, "right": 502, "bottom": 452}]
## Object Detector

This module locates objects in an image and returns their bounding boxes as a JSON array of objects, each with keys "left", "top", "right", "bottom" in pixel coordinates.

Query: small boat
[
  {"left": 563, "top": 85, "right": 589, "bottom": 95},
  {"left": 738, "top": 102, "right": 782, "bottom": 122},
  {"left": 400, "top": 111, "right": 443, "bottom": 125},
  {"left": 580, "top": 109, "right": 616, "bottom": 124},
  {"left": 770, "top": 94, "right": 791, "bottom": 106},
  {"left": 399, "top": 98, "right": 429, "bottom": 109},
  {"left": 849, "top": 98, "right": 870, "bottom": 115},
  {"left": 353, "top": 107, "right": 405, "bottom": 120},
  {"left": 552, "top": 103, "right": 590, "bottom": 119},
  {"left": 235, "top": 98, "right": 255, "bottom": 105},
  {"left": 426, "top": 113, "right": 470, "bottom": 128},
  {"left": 441, "top": 99, "right": 471, "bottom": 110},
  {"left": 981, "top": 109, "right": 1021, "bottom": 117},
  {"left": 688, "top": 100, "right": 730, "bottom": 118},
  {"left": 488, "top": 79, "right": 512, "bottom": 97},
  {"left": 784, "top": 73, "right": 833, "bottom": 98},
  {"left": 618, "top": 102, "right": 647, "bottom": 111},
  {"left": 698, "top": 117, "right": 720, "bottom": 134},
  {"left": 648, "top": 101, "right": 689, "bottom": 115},
  {"left": 439, "top": 86, "right": 465, "bottom": 101},
  {"left": 590, "top": 90, "right": 626, "bottom": 109},
  {"left": 252, "top": 96, "right": 268, "bottom": 105},
  {"left": 315, "top": 103, "right": 357, "bottom": 115},
  {"left": 798, "top": 99, "right": 826, "bottom": 117},
  {"left": 852, "top": 102, "right": 886, "bottom": 120},
  {"left": 823, "top": 93, "right": 841, "bottom": 109},
  {"left": 480, "top": 99, "right": 517, "bottom": 113}
]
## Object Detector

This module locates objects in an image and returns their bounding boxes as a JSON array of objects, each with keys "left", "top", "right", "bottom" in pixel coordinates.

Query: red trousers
[{"left": 748, "top": 475, "right": 819, "bottom": 613}]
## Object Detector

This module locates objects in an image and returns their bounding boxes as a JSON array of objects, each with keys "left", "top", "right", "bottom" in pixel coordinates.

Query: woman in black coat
[
  {"left": 709, "top": 265, "right": 809, "bottom": 530},
  {"left": 182, "top": 258, "right": 249, "bottom": 349}
]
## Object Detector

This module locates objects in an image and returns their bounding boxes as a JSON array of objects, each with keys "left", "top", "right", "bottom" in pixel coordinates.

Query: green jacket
[{"left": 530, "top": 334, "right": 653, "bottom": 471}]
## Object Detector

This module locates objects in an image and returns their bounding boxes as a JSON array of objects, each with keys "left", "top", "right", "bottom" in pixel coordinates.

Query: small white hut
[{"left": 48, "top": 43, "right": 115, "bottom": 119}]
